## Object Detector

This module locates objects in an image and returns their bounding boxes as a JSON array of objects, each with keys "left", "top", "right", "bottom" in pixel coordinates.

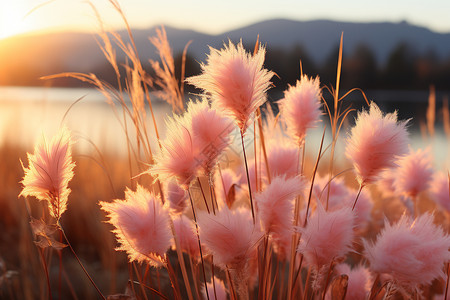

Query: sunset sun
[{"left": 0, "top": 2, "right": 34, "bottom": 39}]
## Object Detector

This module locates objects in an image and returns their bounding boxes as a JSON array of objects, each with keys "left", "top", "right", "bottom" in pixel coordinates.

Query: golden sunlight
[{"left": 0, "top": 2, "right": 34, "bottom": 39}]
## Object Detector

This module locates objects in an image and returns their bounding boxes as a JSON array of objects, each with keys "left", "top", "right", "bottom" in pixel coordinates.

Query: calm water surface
[{"left": 0, "top": 86, "right": 448, "bottom": 168}]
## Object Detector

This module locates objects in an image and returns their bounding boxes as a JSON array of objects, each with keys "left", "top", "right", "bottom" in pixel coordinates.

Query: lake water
[
  {"left": 0, "top": 86, "right": 449, "bottom": 168},
  {"left": 0, "top": 86, "right": 171, "bottom": 155}
]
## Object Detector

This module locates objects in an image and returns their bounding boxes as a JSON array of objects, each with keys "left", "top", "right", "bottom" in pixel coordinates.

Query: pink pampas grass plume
[
  {"left": 172, "top": 215, "right": 199, "bottom": 258},
  {"left": 312, "top": 176, "right": 373, "bottom": 229},
  {"left": 198, "top": 206, "right": 262, "bottom": 297},
  {"left": 100, "top": 185, "right": 172, "bottom": 266},
  {"left": 203, "top": 277, "right": 228, "bottom": 300},
  {"left": 377, "top": 168, "right": 398, "bottom": 198},
  {"left": 364, "top": 213, "right": 450, "bottom": 290},
  {"left": 198, "top": 206, "right": 261, "bottom": 267},
  {"left": 394, "top": 147, "right": 433, "bottom": 198},
  {"left": 265, "top": 143, "right": 300, "bottom": 180},
  {"left": 345, "top": 102, "right": 409, "bottom": 185},
  {"left": 279, "top": 75, "right": 322, "bottom": 144},
  {"left": 297, "top": 203, "right": 354, "bottom": 286},
  {"left": 188, "top": 99, "right": 233, "bottom": 176},
  {"left": 149, "top": 114, "right": 198, "bottom": 189},
  {"left": 166, "top": 180, "right": 188, "bottom": 215},
  {"left": 186, "top": 40, "right": 274, "bottom": 133},
  {"left": 256, "top": 176, "right": 305, "bottom": 259},
  {"left": 430, "top": 171, "right": 450, "bottom": 212},
  {"left": 20, "top": 127, "right": 75, "bottom": 221}
]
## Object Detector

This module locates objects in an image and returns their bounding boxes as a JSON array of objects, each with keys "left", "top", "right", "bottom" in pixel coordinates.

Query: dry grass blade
[
  {"left": 426, "top": 85, "right": 436, "bottom": 138},
  {"left": 149, "top": 26, "right": 185, "bottom": 112},
  {"left": 329, "top": 274, "right": 348, "bottom": 300}
]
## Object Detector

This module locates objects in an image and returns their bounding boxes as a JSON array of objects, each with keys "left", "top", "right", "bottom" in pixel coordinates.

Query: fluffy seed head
[
  {"left": 297, "top": 204, "right": 354, "bottom": 269},
  {"left": 364, "top": 213, "right": 450, "bottom": 289},
  {"left": 256, "top": 176, "right": 305, "bottom": 259},
  {"left": 198, "top": 206, "right": 262, "bottom": 268},
  {"left": 172, "top": 215, "right": 199, "bottom": 258},
  {"left": 188, "top": 99, "right": 233, "bottom": 175},
  {"left": 100, "top": 185, "right": 172, "bottom": 266},
  {"left": 186, "top": 40, "right": 274, "bottom": 132},
  {"left": 430, "top": 171, "right": 450, "bottom": 212},
  {"left": 20, "top": 127, "right": 75, "bottom": 221},
  {"left": 150, "top": 114, "right": 198, "bottom": 189},
  {"left": 265, "top": 142, "right": 300, "bottom": 180},
  {"left": 166, "top": 180, "right": 188, "bottom": 215},
  {"left": 312, "top": 176, "right": 373, "bottom": 228},
  {"left": 279, "top": 75, "right": 322, "bottom": 143},
  {"left": 345, "top": 102, "right": 409, "bottom": 185},
  {"left": 394, "top": 148, "right": 433, "bottom": 198},
  {"left": 377, "top": 168, "right": 398, "bottom": 198}
]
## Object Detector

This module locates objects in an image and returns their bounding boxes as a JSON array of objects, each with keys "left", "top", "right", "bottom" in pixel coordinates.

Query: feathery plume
[
  {"left": 198, "top": 206, "right": 262, "bottom": 297},
  {"left": 100, "top": 185, "right": 172, "bottom": 266},
  {"left": 345, "top": 102, "right": 409, "bottom": 185},
  {"left": 198, "top": 206, "right": 261, "bottom": 268},
  {"left": 172, "top": 215, "right": 199, "bottom": 258},
  {"left": 186, "top": 40, "right": 274, "bottom": 132},
  {"left": 430, "top": 171, "right": 450, "bottom": 212},
  {"left": 297, "top": 204, "right": 354, "bottom": 272},
  {"left": 149, "top": 114, "right": 198, "bottom": 189},
  {"left": 394, "top": 148, "right": 433, "bottom": 198},
  {"left": 166, "top": 180, "right": 188, "bottom": 215},
  {"left": 188, "top": 99, "right": 233, "bottom": 176},
  {"left": 279, "top": 75, "right": 322, "bottom": 144},
  {"left": 20, "top": 127, "right": 75, "bottom": 221},
  {"left": 265, "top": 143, "right": 300, "bottom": 180},
  {"left": 377, "top": 168, "right": 398, "bottom": 198},
  {"left": 256, "top": 176, "right": 305, "bottom": 259},
  {"left": 364, "top": 213, "right": 450, "bottom": 290},
  {"left": 313, "top": 176, "right": 373, "bottom": 228}
]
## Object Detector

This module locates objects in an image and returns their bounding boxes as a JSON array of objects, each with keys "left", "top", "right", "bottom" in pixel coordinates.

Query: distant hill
[{"left": 0, "top": 19, "right": 449, "bottom": 86}]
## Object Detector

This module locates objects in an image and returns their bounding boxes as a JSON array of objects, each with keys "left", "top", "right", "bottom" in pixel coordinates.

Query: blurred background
[{"left": 0, "top": 0, "right": 450, "bottom": 299}]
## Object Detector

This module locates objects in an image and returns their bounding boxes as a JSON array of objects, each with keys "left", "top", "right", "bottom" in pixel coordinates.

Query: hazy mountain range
[{"left": 0, "top": 18, "right": 449, "bottom": 86}]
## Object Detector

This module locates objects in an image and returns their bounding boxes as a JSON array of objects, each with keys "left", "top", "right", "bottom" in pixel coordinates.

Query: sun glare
[{"left": 0, "top": 2, "right": 34, "bottom": 40}]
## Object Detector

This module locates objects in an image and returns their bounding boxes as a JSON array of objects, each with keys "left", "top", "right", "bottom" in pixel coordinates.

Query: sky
[{"left": 1, "top": 0, "right": 450, "bottom": 40}]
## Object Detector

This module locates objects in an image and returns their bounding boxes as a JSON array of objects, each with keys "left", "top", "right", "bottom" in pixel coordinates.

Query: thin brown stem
[
  {"left": 352, "top": 184, "right": 364, "bottom": 211},
  {"left": 304, "top": 127, "right": 327, "bottom": 227},
  {"left": 303, "top": 267, "right": 312, "bottom": 300},
  {"left": 58, "top": 222, "right": 106, "bottom": 300},
  {"left": 321, "top": 261, "right": 334, "bottom": 300},
  {"left": 132, "top": 262, "right": 150, "bottom": 300},
  {"left": 38, "top": 248, "right": 52, "bottom": 300},
  {"left": 187, "top": 189, "right": 210, "bottom": 300},
  {"left": 197, "top": 177, "right": 211, "bottom": 214},
  {"left": 241, "top": 131, "right": 255, "bottom": 223},
  {"left": 188, "top": 254, "right": 202, "bottom": 300},
  {"left": 131, "top": 280, "right": 170, "bottom": 300},
  {"left": 165, "top": 258, "right": 181, "bottom": 300},
  {"left": 445, "top": 263, "right": 449, "bottom": 300},
  {"left": 170, "top": 217, "right": 194, "bottom": 300},
  {"left": 58, "top": 232, "right": 62, "bottom": 300},
  {"left": 226, "top": 266, "right": 237, "bottom": 300},
  {"left": 211, "top": 258, "right": 218, "bottom": 300}
]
